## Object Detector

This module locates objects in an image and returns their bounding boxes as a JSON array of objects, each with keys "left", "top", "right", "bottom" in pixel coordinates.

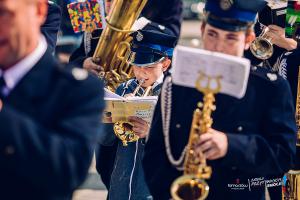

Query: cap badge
[
  {"left": 136, "top": 31, "right": 143, "bottom": 42},
  {"left": 220, "top": 0, "right": 233, "bottom": 10}
]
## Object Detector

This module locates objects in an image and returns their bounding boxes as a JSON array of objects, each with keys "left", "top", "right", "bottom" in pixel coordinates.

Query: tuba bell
[
  {"left": 92, "top": 0, "right": 148, "bottom": 92},
  {"left": 250, "top": 25, "right": 274, "bottom": 60}
]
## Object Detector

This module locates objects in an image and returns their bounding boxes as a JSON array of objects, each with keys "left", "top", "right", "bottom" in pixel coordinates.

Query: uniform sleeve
[
  {"left": 222, "top": 79, "right": 297, "bottom": 175},
  {"left": 69, "top": 35, "right": 88, "bottom": 68},
  {"left": 0, "top": 78, "right": 104, "bottom": 194},
  {"left": 41, "top": 2, "right": 62, "bottom": 54}
]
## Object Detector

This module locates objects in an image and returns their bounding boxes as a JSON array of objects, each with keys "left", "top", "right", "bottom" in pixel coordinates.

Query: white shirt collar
[
  {"left": 0, "top": 36, "right": 47, "bottom": 92},
  {"left": 152, "top": 74, "right": 164, "bottom": 89}
]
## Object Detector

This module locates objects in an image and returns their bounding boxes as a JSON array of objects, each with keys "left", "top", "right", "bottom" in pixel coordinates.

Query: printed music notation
[{"left": 103, "top": 90, "right": 158, "bottom": 123}]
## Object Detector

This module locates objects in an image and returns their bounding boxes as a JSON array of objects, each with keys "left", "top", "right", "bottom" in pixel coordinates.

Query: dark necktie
[{"left": 0, "top": 76, "right": 6, "bottom": 99}]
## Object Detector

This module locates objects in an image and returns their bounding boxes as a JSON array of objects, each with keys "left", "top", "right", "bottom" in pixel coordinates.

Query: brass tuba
[
  {"left": 170, "top": 72, "right": 221, "bottom": 200},
  {"left": 92, "top": 0, "right": 148, "bottom": 91},
  {"left": 250, "top": 25, "right": 274, "bottom": 60},
  {"left": 282, "top": 66, "right": 300, "bottom": 200}
]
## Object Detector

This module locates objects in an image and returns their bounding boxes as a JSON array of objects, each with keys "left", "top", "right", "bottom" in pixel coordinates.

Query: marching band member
[
  {"left": 98, "top": 29, "right": 176, "bottom": 200},
  {"left": 245, "top": 2, "right": 297, "bottom": 68},
  {"left": 0, "top": 0, "right": 104, "bottom": 199},
  {"left": 143, "top": 0, "right": 297, "bottom": 200},
  {"left": 68, "top": 0, "right": 182, "bottom": 73}
]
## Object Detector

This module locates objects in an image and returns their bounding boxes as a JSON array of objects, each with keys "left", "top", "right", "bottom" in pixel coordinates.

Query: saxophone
[
  {"left": 92, "top": 0, "right": 148, "bottom": 92},
  {"left": 170, "top": 72, "right": 221, "bottom": 200},
  {"left": 283, "top": 66, "right": 300, "bottom": 200}
]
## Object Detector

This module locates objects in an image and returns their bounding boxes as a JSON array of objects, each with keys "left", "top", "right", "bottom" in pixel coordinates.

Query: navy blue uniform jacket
[
  {"left": 41, "top": 1, "right": 61, "bottom": 54},
  {"left": 0, "top": 49, "right": 104, "bottom": 200},
  {"left": 143, "top": 68, "right": 297, "bottom": 200}
]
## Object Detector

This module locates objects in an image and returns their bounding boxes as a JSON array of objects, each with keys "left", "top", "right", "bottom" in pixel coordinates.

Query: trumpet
[
  {"left": 114, "top": 79, "right": 152, "bottom": 146},
  {"left": 124, "top": 79, "right": 152, "bottom": 97},
  {"left": 250, "top": 25, "right": 274, "bottom": 60}
]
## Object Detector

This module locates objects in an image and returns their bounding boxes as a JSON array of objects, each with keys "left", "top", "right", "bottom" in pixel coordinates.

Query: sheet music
[
  {"left": 104, "top": 88, "right": 125, "bottom": 100},
  {"left": 172, "top": 46, "right": 251, "bottom": 99},
  {"left": 103, "top": 97, "right": 157, "bottom": 123}
]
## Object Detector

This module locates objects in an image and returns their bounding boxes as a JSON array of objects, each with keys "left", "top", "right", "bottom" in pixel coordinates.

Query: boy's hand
[
  {"left": 196, "top": 128, "right": 228, "bottom": 160},
  {"left": 83, "top": 57, "right": 104, "bottom": 75},
  {"left": 128, "top": 116, "right": 150, "bottom": 138}
]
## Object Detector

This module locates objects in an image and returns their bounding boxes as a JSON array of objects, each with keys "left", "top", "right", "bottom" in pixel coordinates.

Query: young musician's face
[
  {"left": 0, "top": 0, "right": 47, "bottom": 69},
  {"left": 132, "top": 58, "right": 171, "bottom": 88},
  {"left": 201, "top": 23, "right": 254, "bottom": 57}
]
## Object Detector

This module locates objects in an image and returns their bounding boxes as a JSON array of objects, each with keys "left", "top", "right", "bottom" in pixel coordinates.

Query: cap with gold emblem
[
  {"left": 204, "top": 0, "right": 267, "bottom": 31},
  {"left": 129, "top": 30, "right": 177, "bottom": 67}
]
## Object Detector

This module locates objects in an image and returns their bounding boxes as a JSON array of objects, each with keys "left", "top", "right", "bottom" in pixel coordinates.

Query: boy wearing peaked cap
[
  {"left": 143, "top": 0, "right": 297, "bottom": 199},
  {"left": 116, "top": 29, "right": 177, "bottom": 96},
  {"left": 96, "top": 29, "right": 177, "bottom": 200}
]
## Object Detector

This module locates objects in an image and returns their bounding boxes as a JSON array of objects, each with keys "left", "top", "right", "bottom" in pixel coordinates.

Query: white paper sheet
[{"left": 172, "top": 46, "right": 251, "bottom": 99}]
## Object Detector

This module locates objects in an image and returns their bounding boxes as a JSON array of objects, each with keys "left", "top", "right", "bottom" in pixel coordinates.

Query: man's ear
[
  {"left": 244, "top": 30, "right": 255, "bottom": 50},
  {"left": 162, "top": 58, "right": 171, "bottom": 72},
  {"left": 37, "top": 0, "right": 48, "bottom": 26}
]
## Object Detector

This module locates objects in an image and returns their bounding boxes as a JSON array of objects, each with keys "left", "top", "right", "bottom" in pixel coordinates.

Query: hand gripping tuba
[{"left": 92, "top": 0, "right": 148, "bottom": 92}]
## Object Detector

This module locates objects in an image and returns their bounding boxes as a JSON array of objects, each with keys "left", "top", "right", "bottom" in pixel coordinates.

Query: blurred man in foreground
[{"left": 0, "top": 0, "right": 104, "bottom": 199}]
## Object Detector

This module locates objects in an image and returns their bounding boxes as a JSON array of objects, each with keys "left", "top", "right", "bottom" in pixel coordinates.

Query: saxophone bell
[{"left": 171, "top": 175, "right": 210, "bottom": 200}]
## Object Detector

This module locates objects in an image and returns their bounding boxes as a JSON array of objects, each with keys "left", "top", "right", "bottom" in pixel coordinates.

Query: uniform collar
[{"left": 0, "top": 36, "right": 47, "bottom": 92}]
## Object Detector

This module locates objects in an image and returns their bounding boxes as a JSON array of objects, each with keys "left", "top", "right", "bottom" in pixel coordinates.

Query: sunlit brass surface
[
  {"left": 171, "top": 72, "right": 222, "bottom": 200},
  {"left": 93, "top": 0, "right": 147, "bottom": 91},
  {"left": 250, "top": 25, "right": 274, "bottom": 60}
]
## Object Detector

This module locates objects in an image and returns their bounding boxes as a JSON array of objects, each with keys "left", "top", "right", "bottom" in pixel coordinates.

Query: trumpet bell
[
  {"left": 250, "top": 38, "right": 274, "bottom": 60},
  {"left": 113, "top": 121, "right": 139, "bottom": 146},
  {"left": 171, "top": 175, "right": 209, "bottom": 200}
]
